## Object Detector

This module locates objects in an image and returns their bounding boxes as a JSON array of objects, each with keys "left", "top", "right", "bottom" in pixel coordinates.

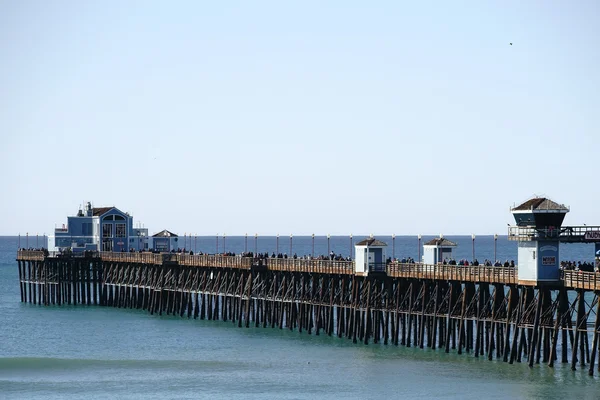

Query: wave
[{"left": 0, "top": 356, "right": 241, "bottom": 371}]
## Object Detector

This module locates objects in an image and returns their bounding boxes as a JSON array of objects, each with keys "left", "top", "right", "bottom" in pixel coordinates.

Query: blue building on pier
[{"left": 48, "top": 202, "right": 149, "bottom": 253}]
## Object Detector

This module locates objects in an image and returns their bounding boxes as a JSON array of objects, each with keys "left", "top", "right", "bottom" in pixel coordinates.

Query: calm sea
[{"left": 0, "top": 235, "right": 598, "bottom": 399}]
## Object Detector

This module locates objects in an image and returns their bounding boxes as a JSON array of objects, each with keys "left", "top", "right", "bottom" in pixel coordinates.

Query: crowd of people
[
  {"left": 440, "top": 258, "right": 516, "bottom": 268},
  {"left": 391, "top": 256, "right": 517, "bottom": 268},
  {"left": 560, "top": 260, "right": 597, "bottom": 272},
  {"left": 124, "top": 248, "right": 352, "bottom": 262},
  {"left": 19, "top": 247, "right": 47, "bottom": 252},
  {"left": 238, "top": 251, "right": 351, "bottom": 261}
]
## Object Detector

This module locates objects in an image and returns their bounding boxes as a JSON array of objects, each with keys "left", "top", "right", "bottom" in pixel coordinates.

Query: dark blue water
[{"left": 1, "top": 236, "right": 598, "bottom": 399}]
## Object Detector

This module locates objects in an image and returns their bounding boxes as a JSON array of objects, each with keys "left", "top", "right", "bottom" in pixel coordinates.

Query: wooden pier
[{"left": 16, "top": 250, "right": 600, "bottom": 375}]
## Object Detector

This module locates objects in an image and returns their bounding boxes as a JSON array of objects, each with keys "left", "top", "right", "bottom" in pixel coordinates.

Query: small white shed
[
  {"left": 423, "top": 237, "right": 457, "bottom": 264},
  {"left": 355, "top": 237, "right": 387, "bottom": 275}
]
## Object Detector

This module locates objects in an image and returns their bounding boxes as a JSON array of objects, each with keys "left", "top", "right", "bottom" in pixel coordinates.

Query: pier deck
[{"left": 16, "top": 250, "right": 598, "bottom": 290}]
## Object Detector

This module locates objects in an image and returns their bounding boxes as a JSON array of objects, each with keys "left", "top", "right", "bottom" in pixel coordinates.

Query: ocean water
[{"left": 1, "top": 236, "right": 598, "bottom": 399}]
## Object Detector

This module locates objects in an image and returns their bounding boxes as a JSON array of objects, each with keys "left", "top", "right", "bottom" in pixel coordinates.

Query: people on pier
[{"left": 560, "top": 260, "right": 595, "bottom": 272}]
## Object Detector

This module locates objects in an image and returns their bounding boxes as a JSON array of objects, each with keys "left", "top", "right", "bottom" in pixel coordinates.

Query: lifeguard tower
[
  {"left": 354, "top": 237, "right": 387, "bottom": 275},
  {"left": 508, "top": 197, "right": 569, "bottom": 286},
  {"left": 422, "top": 236, "right": 457, "bottom": 264}
]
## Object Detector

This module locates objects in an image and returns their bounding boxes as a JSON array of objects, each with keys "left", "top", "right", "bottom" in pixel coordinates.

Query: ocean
[{"left": 1, "top": 235, "right": 598, "bottom": 399}]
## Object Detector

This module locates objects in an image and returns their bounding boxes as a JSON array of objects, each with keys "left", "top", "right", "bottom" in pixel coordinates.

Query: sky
[{"left": 1, "top": 1, "right": 599, "bottom": 236}]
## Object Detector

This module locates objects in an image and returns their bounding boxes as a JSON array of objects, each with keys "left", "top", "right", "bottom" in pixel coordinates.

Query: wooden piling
[{"left": 589, "top": 291, "right": 600, "bottom": 376}]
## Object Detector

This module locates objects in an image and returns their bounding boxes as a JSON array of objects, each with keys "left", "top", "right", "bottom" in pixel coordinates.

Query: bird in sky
[{"left": 509, "top": 43, "right": 513, "bottom": 45}]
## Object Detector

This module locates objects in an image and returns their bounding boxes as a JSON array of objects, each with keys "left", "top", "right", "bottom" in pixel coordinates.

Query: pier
[
  {"left": 16, "top": 249, "right": 600, "bottom": 375},
  {"left": 14, "top": 197, "right": 600, "bottom": 375}
]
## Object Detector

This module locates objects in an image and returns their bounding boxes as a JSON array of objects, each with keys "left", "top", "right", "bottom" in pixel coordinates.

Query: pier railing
[
  {"left": 16, "top": 250, "right": 46, "bottom": 261},
  {"left": 387, "top": 262, "right": 518, "bottom": 284},
  {"left": 100, "top": 252, "right": 163, "bottom": 264},
  {"left": 178, "top": 254, "right": 253, "bottom": 269},
  {"left": 266, "top": 258, "right": 355, "bottom": 274},
  {"left": 562, "top": 270, "right": 600, "bottom": 290},
  {"left": 508, "top": 225, "right": 600, "bottom": 242}
]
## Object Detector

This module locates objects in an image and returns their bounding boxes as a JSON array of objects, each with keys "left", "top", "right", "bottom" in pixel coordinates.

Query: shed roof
[
  {"left": 153, "top": 229, "right": 178, "bottom": 237},
  {"left": 424, "top": 238, "right": 457, "bottom": 247},
  {"left": 356, "top": 238, "right": 387, "bottom": 246},
  {"left": 92, "top": 207, "right": 115, "bottom": 216},
  {"left": 512, "top": 197, "right": 568, "bottom": 212}
]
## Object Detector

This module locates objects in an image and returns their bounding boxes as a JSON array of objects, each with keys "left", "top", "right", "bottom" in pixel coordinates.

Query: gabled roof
[
  {"left": 153, "top": 229, "right": 178, "bottom": 237},
  {"left": 424, "top": 238, "right": 457, "bottom": 247},
  {"left": 356, "top": 238, "right": 387, "bottom": 246},
  {"left": 92, "top": 207, "right": 115, "bottom": 216},
  {"left": 512, "top": 197, "right": 568, "bottom": 212}
]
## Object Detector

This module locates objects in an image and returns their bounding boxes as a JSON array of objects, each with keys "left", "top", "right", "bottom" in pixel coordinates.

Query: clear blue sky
[{"left": 1, "top": 1, "right": 598, "bottom": 236}]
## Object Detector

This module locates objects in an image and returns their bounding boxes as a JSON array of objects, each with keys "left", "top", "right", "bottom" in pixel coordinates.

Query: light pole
[
  {"left": 254, "top": 233, "right": 258, "bottom": 254},
  {"left": 350, "top": 234, "right": 353, "bottom": 258},
  {"left": 327, "top": 234, "right": 331, "bottom": 256},
  {"left": 216, "top": 233, "right": 219, "bottom": 254},
  {"left": 289, "top": 234, "right": 293, "bottom": 256},
  {"left": 245, "top": 233, "right": 248, "bottom": 253},
  {"left": 472, "top": 234, "right": 476, "bottom": 263},
  {"left": 223, "top": 233, "right": 226, "bottom": 254},
  {"left": 494, "top": 233, "right": 498, "bottom": 262},
  {"left": 195, "top": 234, "right": 197, "bottom": 253},
  {"left": 312, "top": 234, "right": 315, "bottom": 258},
  {"left": 276, "top": 233, "right": 279, "bottom": 254},
  {"left": 438, "top": 235, "right": 443, "bottom": 264},
  {"left": 26, "top": 232, "right": 29, "bottom": 248},
  {"left": 36, "top": 233, "right": 39, "bottom": 248},
  {"left": 392, "top": 234, "right": 396, "bottom": 260},
  {"left": 418, "top": 234, "right": 422, "bottom": 263}
]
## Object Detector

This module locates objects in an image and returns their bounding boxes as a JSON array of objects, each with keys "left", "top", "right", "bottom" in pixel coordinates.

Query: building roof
[
  {"left": 356, "top": 238, "right": 387, "bottom": 246},
  {"left": 512, "top": 197, "right": 568, "bottom": 212},
  {"left": 424, "top": 238, "right": 457, "bottom": 247},
  {"left": 153, "top": 229, "right": 178, "bottom": 237},
  {"left": 92, "top": 207, "right": 115, "bottom": 216}
]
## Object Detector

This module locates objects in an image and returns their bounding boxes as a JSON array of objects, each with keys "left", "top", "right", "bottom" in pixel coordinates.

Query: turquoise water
[{"left": 1, "top": 236, "right": 598, "bottom": 399}]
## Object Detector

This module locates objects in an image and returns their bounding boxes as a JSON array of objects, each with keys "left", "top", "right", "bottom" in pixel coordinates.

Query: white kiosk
[
  {"left": 354, "top": 237, "right": 387, "bottom": 275},
  {"left": 422, "top": 236, "right": 457, "bottom": 264},
  {"left": 151, "top": 229, "right": 179, "bottom": 252}
]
